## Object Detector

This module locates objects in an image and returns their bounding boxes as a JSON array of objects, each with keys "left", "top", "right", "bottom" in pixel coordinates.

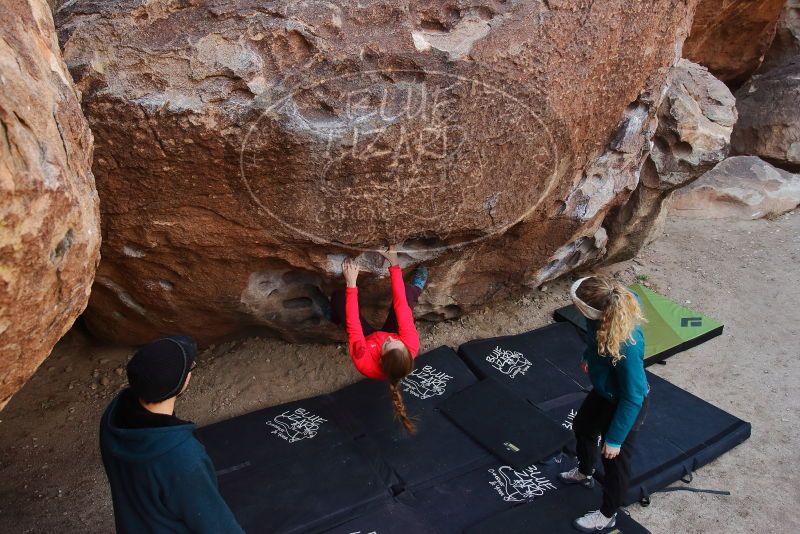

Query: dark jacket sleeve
[
  {"left": 164, "top": 442, "right": 245, "bottom": 534},
  {"left": 605, "top": 328, "right": 648, "bottom": 447}
]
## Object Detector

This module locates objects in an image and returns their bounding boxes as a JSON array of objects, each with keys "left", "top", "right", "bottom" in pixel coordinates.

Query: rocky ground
[{"left": 0, "top": 211, "right": 798, "bottom": 534}]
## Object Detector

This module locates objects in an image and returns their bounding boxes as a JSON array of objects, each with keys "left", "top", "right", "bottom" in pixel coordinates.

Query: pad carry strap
[
  {"left": 657, "top": 467, "right": 730, "bottom": 497},
  {"left": 658, "top": 486, "right": 731, "bottom": 496}
]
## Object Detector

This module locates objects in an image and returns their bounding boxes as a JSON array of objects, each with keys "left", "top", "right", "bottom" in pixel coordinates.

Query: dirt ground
[{"left": 0, "top": 211, "right": 798, "bottom": 534}]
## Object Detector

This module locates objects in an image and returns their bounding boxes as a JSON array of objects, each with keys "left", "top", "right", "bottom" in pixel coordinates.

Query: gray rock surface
[
  {"left": 761, "top": 0, "right": 800, "bottom": 72},
  {"left": 603, "top": 59, "right": 736, "bottom": 263},
  {"left": 732, "top": 61, "right": 800, "bottom": 170},
  {"left": 672, "top": 156, "right": 800, "bottom": 219}
]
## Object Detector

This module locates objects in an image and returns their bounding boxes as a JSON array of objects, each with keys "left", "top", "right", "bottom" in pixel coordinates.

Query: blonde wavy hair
[{"left": 576, "top": 276, "right": 645, "bottom": 365}]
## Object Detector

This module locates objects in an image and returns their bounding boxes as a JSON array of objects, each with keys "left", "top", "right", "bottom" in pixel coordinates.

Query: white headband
[{"left": 570, "top": 277, "right": 603, "bottom": 320}]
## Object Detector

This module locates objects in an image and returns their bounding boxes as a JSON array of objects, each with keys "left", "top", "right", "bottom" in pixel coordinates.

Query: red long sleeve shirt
[{"left": 345, "top": 265, "right": 420, "bottom": 380}]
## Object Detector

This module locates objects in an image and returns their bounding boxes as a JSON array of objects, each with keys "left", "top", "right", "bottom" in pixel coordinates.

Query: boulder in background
[
  {"left": 683, "top": 0, "right": 786, "bottom": 86},
  {"left": 603, "top": 59, "right": 736, "bottom": 262},
  {"left": 672, "top": 156, "right": 800, "bottom": 219},
  {"left": 0, "top": 0, "right": 101, "bottom": 409},
  {"left": 761, "top": 0, "right": 800, "bottom": 72},
  {"left": 732, "top": 61, "right": 800, "bottom": 171}
]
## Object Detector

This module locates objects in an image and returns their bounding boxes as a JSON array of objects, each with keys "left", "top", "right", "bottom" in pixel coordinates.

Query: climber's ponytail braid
[{"left": 389, "top": 381, "right": 416, "bottom": 434}]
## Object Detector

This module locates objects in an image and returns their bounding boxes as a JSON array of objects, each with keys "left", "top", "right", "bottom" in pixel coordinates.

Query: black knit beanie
[{"left": 126, "top": 336, "right": 197, "bottom": 403}]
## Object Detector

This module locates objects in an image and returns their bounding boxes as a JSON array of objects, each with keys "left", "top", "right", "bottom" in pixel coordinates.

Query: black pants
[
  {"left": 330, "top": 284, "right": 421, "bottom": 335},
  {"left": 573, "top": 390, "right": 649, "bottom": 517}
]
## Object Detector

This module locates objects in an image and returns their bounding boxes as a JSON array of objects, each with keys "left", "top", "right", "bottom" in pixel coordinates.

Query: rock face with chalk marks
[
  {"left": 0, "top": 0, "right": 101, "bottom": 409},
  {"left": 57, "top": 0, "right": 698, "bottom": 345}
]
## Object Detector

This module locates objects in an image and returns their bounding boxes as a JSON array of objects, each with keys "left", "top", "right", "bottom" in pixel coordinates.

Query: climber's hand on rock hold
[
  {"left": 379, "top": 245, "right": 399, "bottom": 267},
  {"left": 343, "top": 258, "right": 360, "bottom": 288}
]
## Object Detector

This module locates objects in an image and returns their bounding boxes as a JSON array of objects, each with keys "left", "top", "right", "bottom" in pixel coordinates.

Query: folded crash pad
[
  {"left": 330, "top": 345, "right": 479, "bottom": 430},
  {"left": 553, "top": 283, "right": 723, "bottom": 365},
  {"left": 458, "top": 322, "right": 749, "bottom": 508},
  {"left": 441, "top": 378, "right": 573, "bottom": 469},
  {"left": 197, "top": 328, "right": 748, "bottom": 534},
  {"left": 466, "top": 483, "right": 651, "bottom": 534},
  {"left": 196, "top": 395, "right": 343, "bottom": 469},
  {"left": 325, "top": 455, "right": 577, "bottom": 533},
  {"left": 403, "top": 454, "right": 570, "bottom": 533},
  {"left": 196, "top": 346, "right": 488, "bottom": 533},
  {"left": 328, "top": 346, "right": 491, "bottom": 490},
  {"left": 457, "top": 322, "right": 591, "bottom": 405},
  {"left": 529, "top": 334, "right": 751, "bottom": 506},
  {"left": 605, "top": 371, "right": 751, "bottom": 505},
  {"left": 536, "top": 391, "right": 588, "bottom": 455},
  {"left": 321, "top": 503, "right": 436, "bottom": 534},
  {"left": 196, "top": 395, "right": 391, "bottom": 534}
]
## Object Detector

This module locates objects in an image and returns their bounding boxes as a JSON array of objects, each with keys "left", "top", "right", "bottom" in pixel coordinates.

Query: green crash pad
[{"left": 553, "top": 283, "right": 723, "bottom": 365}]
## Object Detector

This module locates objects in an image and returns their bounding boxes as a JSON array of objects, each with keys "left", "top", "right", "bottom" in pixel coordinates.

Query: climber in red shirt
[{"left": 328, "top": 245, "right": 428, "bottom": 433}]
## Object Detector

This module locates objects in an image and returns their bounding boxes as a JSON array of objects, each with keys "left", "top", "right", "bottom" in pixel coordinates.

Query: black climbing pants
[{"left": 573, "top": 389, "right": 649, "bottom": 517}]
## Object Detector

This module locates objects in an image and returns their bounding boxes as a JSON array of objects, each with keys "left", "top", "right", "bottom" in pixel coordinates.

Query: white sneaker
[
  {"left": 558, "top": 466, "right": 595, "bottom": 488},
  {"left": 573, "top": 510, "right": 616, "bottom": 533}
]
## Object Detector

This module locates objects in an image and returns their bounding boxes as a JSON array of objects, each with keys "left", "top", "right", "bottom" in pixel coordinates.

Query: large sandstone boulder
[
  {"left": 761, "top": 0, "right": 800, "bottom": 72},
  {"left": 649, "top": 60, "right": 738, "bottom": 187},
  {"left": 604, "top": 59, "right": 736, "bottom": 262},
  {"left": 0, "top": 0, "right": 100, "bottom": 409},
  {"left": 683, "top": 0, "right": 786, "bottom": 86},
  {"left": 672, "top": 156, "right": 800, "bottom": 218},
  {"left": 532, "top": 94, "right": 660, "bottom": 286},
  {"left": 57, "top": 0, "right": 698, "bottom": 345},
  {"left": 732, "top": 61, "right": 800, "bottom": 170}
]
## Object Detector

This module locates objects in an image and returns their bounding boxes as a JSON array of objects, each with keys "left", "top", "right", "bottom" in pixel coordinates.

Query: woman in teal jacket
[{"left": 559, "top": 276, "right": 649, "bottom": 533}]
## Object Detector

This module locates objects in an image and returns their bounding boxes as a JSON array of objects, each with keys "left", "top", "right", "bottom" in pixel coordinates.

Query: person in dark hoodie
[{"left": 100, "top": 336, "right": 244, "bottom": 534}]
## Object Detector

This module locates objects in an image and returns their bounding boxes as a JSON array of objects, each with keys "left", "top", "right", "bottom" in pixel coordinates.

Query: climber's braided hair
[
  {"left": 576, "top": 276, "right": 645, "bottom": 365},
  {"left": 381, "top": 346, "right": 416, "bottom": 434}
]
